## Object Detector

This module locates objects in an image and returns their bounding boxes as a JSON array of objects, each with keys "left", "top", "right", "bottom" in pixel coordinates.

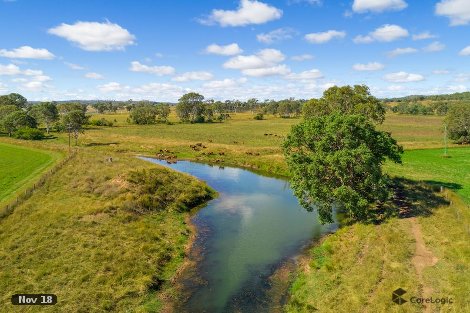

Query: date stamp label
[{"left": 11, "top": 294, "right": 57, "bottom": 305}]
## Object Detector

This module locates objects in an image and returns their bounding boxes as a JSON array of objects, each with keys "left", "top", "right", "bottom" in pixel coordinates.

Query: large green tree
[
  {"left": 129, "top": 103, "right": 157, "bottom": 125},
  {"left": 447, "top": 103, "right": 470, "bottom": 144},
  {"left": 283, "top": 114, "right": 403, "bottom": 223},
  {"left": 62, "top": 110, "right": 89, "bottom": 145},
  {"left": 29, "top": 102, "right": 59, "bottom": 134},
  {"left": 303, "top": 85, "right": 386, "bottom": 124},
  {"left": 176, "top": 92, "right": 205, "bottom": 123},
  {"left": 0, "top": 93, "right": 27, "bottom": 108},
  {"left": 1, "top": 111, "right": 37, "bottom": 136}
]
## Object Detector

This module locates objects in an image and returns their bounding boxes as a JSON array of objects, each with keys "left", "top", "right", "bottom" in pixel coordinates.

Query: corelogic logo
[
  {"left": 392, "top": 288, "right": 408, "bottom": 305},
  {"left": 392, "top": 288, "right": 454, "bottom": 306}
]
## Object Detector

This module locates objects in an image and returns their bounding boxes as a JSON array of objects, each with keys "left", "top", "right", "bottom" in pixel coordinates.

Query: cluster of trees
[
  {"left": 283, "top": 85, "right": 403, "bottom": 223},
  {"left": 447, "top": 103, "right": 470, "bottom": 144},
  {"left": 386, "top": 101, "right": 451, "bottom": 116},
  {"left": 384, "top": 91, "right": 470, "bottom": 102},
  {"left": 129, "top": 102, "right": 170, "bottom": 124},
  {"left": 0, "top": 93, "right": 90, "bottom": 143}
]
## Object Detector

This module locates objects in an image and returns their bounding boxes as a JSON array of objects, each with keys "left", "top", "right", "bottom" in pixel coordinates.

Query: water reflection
[{"left": 140, "top": 158, "right": 336, "bottom": 312}]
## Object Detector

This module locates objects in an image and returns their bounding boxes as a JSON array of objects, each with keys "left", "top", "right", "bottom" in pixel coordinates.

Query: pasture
[{"left": 0, "top": 142, "right": 58, "bottom": 206}]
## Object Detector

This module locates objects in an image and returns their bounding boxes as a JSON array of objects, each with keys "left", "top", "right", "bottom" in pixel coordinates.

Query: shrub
[
  {"left": 254, "top": 113, "right": 264, "bottom": 120},
  {"left": 13, "top": 127, "right": 45, "bottom": 140},
  {"left": 89, "top": 118, "right": 114, "bottom": 127}
]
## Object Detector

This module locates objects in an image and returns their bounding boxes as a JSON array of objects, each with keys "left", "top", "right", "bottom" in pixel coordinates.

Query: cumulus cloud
[
  {"left": 305, "top": 30, "right": 346, "bottom": 44},
  {"left": 384, "top": 71, "right": 425, "bottom": 83},
  {"left": 433, "top": 70, "right": 450, "bottom": 75},
  {"left": 172, "top": 71, "right": 213, "bottom": 82},
  {"left": 224, "top": 49, "right": 285, "bottom": 70},
  {"left": 242, "top": 65, "right": 290, "bottom": 77},
  {"left": 291, "top": 54, "right": 314, "bottom": 61},
  {"left": 201, "top": 0, "right": 282, "bottom": 27},
  {"left": 0, "top": 46, "right": 55, "bottom": 59},
  {"left": 85, "top": 72, "right": 104, "bottom": 79},
  {"left": 0, "top": 63, "right": 22, "bottom": 75},
  {"left": 65, "top": 62, "right": 84, "bottom": 70},
  {"left": 352, "top": 62, "right": 385, "bottom": 71},
  {"left": 387, "top": 47, "right": 418, "bottom": 57},
  {"left": 354, "top": 24, "right": 408, "bottom": 43},
  {"left": 423, "top": 41, "right": 445, "bottom": 52},
  {"left": 285, "top": 69, "right": 323, "bottom": 80},
  {"left": 436, "top": 0, "right": 470, "bottom": 26},
  {"left": 130, "top": 61, "right": 175, "bottom": 75},
  {"left": 257, "top": 28, "right": 295, "bottom": 44},
  {"left": 459, "top": 46, "right": 470, "bottom": 56},
  {"left": 203, "top": 78, "right": 247, "bottom": 89},
  {"left": 352, "top": 0, "right": 407, "bottom": 13},
  {"left": 48, "top": 21, "right": 135, "bottom": 51},
  {"left": 98, "top": 82, "right": 124, "bottom": 92},
  {"left": 205, "top": 43, "right": 243, "bottom": 56},
  {"left": 412, "top": 32, "right": 437, "bottom": 40}
]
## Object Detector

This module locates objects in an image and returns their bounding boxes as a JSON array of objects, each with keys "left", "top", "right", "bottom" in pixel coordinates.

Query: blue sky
[{"left": 0, "top": 0, "right": 469, "bottom": 101}]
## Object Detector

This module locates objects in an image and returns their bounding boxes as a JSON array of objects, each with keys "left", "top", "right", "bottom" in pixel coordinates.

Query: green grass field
[
  {"left": 0, "top": 143, "right": 59, "bottom": 206},
  {"left": 0, "top": 111, "right": 468, "bottom": 312}
]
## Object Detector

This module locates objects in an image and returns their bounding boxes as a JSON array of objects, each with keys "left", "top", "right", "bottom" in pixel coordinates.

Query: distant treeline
[{"left": 383, "top": 91, "right": 470, "bottom": 102}]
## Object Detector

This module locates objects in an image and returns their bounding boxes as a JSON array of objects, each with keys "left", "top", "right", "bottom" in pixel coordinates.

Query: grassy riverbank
[
  {"left": 0, "top": 148, "right": 214, "bottom": 312},
  {"left": 0, "top": 111, "right": 468, "bottom": 312}
]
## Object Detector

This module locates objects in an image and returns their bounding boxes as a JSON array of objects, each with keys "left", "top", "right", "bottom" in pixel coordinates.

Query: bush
[
  {"left": 13, "top": 127, "right": 45, "bottom": 140},
  {"left": 89, "top": 118, "right": 114, "bottom": 127},
  {"left": 254, "top": 113, "right": 264, "bottom": 120}
]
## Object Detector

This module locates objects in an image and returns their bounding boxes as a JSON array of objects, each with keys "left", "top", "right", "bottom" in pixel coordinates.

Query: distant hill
[{"left": 383, "top": 91, "right": 470, "bottom": 102}]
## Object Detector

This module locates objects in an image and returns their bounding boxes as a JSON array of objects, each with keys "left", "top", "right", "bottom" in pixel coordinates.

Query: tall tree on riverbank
[{"left": 284, "top": 86, "right": 403, "bottom": 223}]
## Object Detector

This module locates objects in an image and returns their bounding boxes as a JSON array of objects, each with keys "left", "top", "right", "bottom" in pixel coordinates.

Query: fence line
[{"left": 0, "top": 150, "right": 78, "bottom": 219}]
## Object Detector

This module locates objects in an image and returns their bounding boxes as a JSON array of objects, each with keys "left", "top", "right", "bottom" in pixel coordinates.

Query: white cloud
[
  {"left": 291, "top": 54, "right": 314, "bottom": 61},
  {"left": 352, "top": 62, "right": 385, "bottom": 71},
  {"left": 354, "top": 24, "right": 408, "bottom": 44},
  {"left": 423, "top": 41, "right": 445, "bottom": 52},
  {"left": 0, "top": 82, "right": 7, "bottom": 93},
  {"left": 384, "top": 71, "right": 425, "bottom": 83},
  {"left": 352, "top": 0, "right": 407, "bottom": 13},
  {"left": 85, "top": 72, "right": 104, "bottom": 80},
  {"left": 288, "top": 0, "right": 322, "bottom": 5},
  {"left": 98, "top": 82, "right": 124, "bottom": 92},
  {"left": 48, "top": 21, "right": 135, "bottom": 51},
  {"left": 65, "top": 62, "right": 84, "bottom": 70},
  {"left": 459, "top": 46, "right": 470, "bottom": 56},
  {"left": 454, "top": 73, "right": 470, "bottom": 82},
  {"left": 447, "top": 84, "right": 467, "bottom": 92},
  {"left": 242, "top": 65, "right": 291, "bottom": 77},
  {"left": 205, "top": 43, "right": 243, "bottom": 56},
  {"left": 257, "top": 28, "right": 295, "bottom": 44},
  {"left": 432, "top": 70, "right": 450, "bottom": 75},
  {"left": 202, "top": 0, "right": 282, "bottom": 27},
  {"left": 387, "top": 47, "right": 418, "bottom": 57},
  {"left": 203, "top": 78, "right": 247, "bottom": 89},
  {"left": 412, "top": 32, "right": 437, "bottom": 40},
  {"left": 0, "top": 63, "right": 21, "bottom": 75},
  {"left": 130, "top": 61, "right": 175, "bottom": 76},
  {"left": 436, "top": 0, "right": 470, "bottom": 26},
  {"left": 305, "top": 30, "right": 346, "bottom": 44},
  {"left": 0, "top": 46, "right": 55, "bottom": 59},
  {"left": 286, "top": 69, "right": 323, "bottom": 80},
  {"left": 224, "top": 49, "right": 285, "bottom": 70},
  {"left": 387, "top": 85, "right": 405, "bottom": 91},
  {"left": 172, "top": 71, "right": 213, "bottom": 82}
]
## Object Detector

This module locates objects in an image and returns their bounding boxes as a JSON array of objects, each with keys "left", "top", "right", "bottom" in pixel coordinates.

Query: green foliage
[
  {"left": 29, "top": 102, "right": 59, "bottom": 133},
  {"left": 124, "top": 168, "right": 215, "bottom": 214},
  {"left": 0, "top": 93, "right": 27, "bottom": 108},
  {"left": 1, "top": 110, "right": 37, "bottom": 136},
  {"left": 129, "top": 103, "right": 170, "bottom": 125},
  {"left": 13, "top": 127, "right": 46, "bottom": 140},
  {"left": 447, "top": 102, "right": 470, "bottom": 144},
  {"left": 303, "top": 85, "right": 385, "bottom": 124},
  {"left": 62, "top": 110, "right": 89, "bottom": 145},
  {"left": 0, "top": 104, "right": 20, "bottom": 121},
  {"left": 89, "top": 118, "right": 114, "bottom": 127},
  {"left": 283, "top": 114, "right": 403, "bottom": 223},
  {"left": 57, "top": 102, "right": 87, "bottom": 114},
  {"left": 391, "top": 101, "right": 434, "bottom": 115},
  {"left": 176, "top": 92, "right": 205, "bottom": 123},
  {"left": 254, "top": 113, "right": 264, "bottom": 120}
]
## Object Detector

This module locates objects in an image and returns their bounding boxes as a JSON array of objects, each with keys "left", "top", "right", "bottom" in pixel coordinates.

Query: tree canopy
[
  {"left": 447, "top": 103, "right": 470, "bottom": 144},
  {"left": 302, "top": 85, "right": 386, "bottom": 124}
]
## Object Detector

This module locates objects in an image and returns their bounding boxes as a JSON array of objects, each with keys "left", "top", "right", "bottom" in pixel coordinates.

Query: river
[{"left": 141, "top": 158, "right": 336, "bottom": 312}]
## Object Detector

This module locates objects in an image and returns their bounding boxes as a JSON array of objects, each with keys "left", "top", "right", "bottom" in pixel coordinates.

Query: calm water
[{"left": 141, "top": 158, "right": 336, "bottom": 313}]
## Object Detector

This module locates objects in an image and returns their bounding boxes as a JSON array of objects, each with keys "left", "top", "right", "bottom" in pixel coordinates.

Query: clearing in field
[{"left": 0, "top": 143, "right": 58, "bottom": 205}]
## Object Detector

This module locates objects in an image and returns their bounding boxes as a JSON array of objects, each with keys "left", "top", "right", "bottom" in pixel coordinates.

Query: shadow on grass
[
  {"left": 367, "top": 177, "right": 455, "bottom": 225},
  {"left": 84, "top": 142, "right": 119, "bottom": 147}
]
